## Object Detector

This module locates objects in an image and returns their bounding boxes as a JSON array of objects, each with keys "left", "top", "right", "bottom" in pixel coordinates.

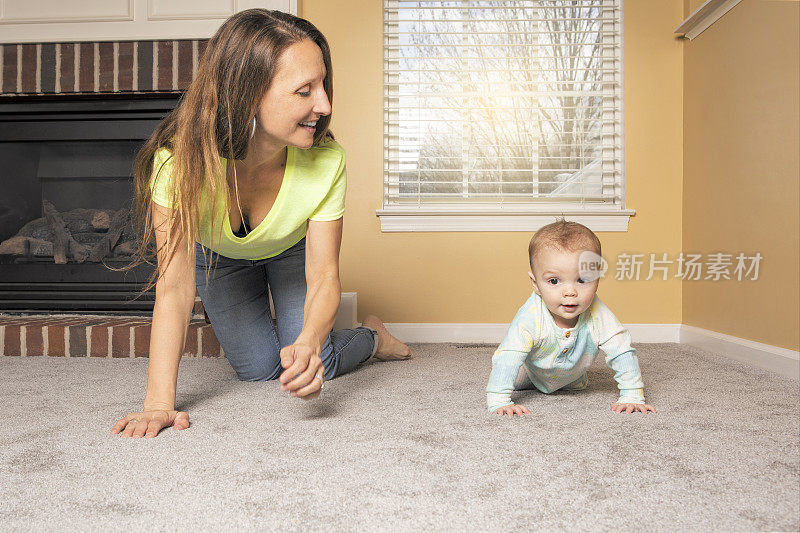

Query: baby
[{"left": 486, "top": 220, "right": 656, "bottom": 416}]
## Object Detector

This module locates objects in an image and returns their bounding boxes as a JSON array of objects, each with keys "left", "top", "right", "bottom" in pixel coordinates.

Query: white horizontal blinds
[{"left": 383, "top": 0, "right": 623, "bottom": 207}]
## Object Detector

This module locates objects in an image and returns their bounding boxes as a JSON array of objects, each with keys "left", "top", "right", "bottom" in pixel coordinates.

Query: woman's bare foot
[{"left": 362, "top": 315, "right": 412, "bottom": 361}]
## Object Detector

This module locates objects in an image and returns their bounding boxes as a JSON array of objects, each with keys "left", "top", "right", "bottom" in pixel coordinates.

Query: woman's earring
[{"left": 250, "top": 117, "right": 257, "bottom": 138}]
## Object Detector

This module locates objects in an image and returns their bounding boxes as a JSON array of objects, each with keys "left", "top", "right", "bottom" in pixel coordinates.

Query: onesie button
[
  {"left": 565, "top": 331, "right": 571, "bottom": 338},
  {"left": 562, "top": 349, "right": 568, "bottom": 354}
]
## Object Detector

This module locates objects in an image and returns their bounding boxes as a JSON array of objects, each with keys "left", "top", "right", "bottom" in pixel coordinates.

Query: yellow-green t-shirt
[{"left": 149, "top": 139, "right": 346, "bottom": 260}]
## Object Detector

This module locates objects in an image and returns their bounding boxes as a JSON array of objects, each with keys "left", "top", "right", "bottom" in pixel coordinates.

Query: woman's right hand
[
  {"left": 111, "top": 410, "right": 190, "bottom": 438},
  {"left": 113, "top": 202, "right": 194, "bottom": 440}
]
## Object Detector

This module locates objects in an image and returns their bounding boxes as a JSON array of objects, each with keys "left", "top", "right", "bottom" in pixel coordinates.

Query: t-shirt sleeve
[
  {"left": 486, "top": 294, "right": 543, "bottom": 413},
  {"left": 309, "top": 146, "right": 346, "bottom": 222},
  {"left": 149, "top": 147, "right": 178, "bottom": 209},
  {"left": 589, "top": 298, "right": 646, "bottom": 404}
]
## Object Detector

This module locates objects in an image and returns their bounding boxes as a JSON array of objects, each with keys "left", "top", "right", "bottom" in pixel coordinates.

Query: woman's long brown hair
[{"left": 130, "top": 9, "right": 334, "bottom": 290}]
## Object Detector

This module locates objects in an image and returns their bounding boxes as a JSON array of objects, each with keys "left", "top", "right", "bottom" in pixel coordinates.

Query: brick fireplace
[
  {"left": 0, "top": 38, "right": 222, "bottom": 359},
  {"left": 0, "top": 314, "right": 221, "bottom": 358},
  {"left": 1, "top": 40, "right": 207, "bottom": 95}
]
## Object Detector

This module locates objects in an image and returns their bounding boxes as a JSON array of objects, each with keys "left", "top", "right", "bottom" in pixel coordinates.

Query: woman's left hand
[{"left": 279, "top": 343, "right": 324, "bottom": 400}]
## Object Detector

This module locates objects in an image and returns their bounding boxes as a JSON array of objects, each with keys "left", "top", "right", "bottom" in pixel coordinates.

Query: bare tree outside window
[{"left": 384, "top": 0, "right": 621, "bottom": 208}]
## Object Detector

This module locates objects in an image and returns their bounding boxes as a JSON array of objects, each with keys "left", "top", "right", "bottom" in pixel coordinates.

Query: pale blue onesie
[{"left": 486, "top": 291, "right": 645, "bottom": 413}]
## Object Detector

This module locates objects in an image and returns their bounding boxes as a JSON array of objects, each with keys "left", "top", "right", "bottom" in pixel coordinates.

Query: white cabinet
[{"left": 0, "top": 0, "right": 298, "bottom": 43}]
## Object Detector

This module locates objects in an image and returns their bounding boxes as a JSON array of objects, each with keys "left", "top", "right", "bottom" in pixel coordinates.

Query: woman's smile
[{"left": 298, "top": 120, "right": 317, "bottom": 133}]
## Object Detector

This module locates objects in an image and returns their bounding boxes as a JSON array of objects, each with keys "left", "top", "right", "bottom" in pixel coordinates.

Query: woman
[{"left": 111, "top": 9, "right": 410, "bottom": 439}]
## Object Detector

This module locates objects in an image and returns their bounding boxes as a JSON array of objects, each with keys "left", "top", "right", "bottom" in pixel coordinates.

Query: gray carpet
[{"left": 1, "top": 343, "right": 798, "bottom": 532}]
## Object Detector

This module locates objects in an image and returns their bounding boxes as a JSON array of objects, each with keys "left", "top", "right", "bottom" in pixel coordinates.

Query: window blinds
[{"left": 383, "top": 0, "right": 624, "bottom": 209}]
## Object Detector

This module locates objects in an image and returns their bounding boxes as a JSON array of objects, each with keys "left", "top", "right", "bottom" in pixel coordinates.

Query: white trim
[
  {"left": 382, "top": 0, "right": 629, "bottom": 228},
  {"left": 619, "top": 0, "right": 627, "bottom": 209},
  {"left": 0, "top": 0, "right": 134, "bottom": 24},
  {"left": 377, "top": 207, "right": 635, "bottom": 232},
  {"left": 382, "top": 323, "right": 508, "bottom": 344},
  {"left": 147, "top": 0, "right": 236, "bottom": 21},
  {"left": 627, "top": 323, "right": 681, "bottom": 343},
  {"left": 334, "top": 292, "right": 358, "bottom": 331},
  {"left": 680, "top": 325, "right": 799, "bottom": 379},
  {"left": 379, "top": 323, "right": 680, "bottom": 344},
  {"left": 378, "top": 323, "right": 799, "bottom": 379},
  {"left": 674, "top": 0, "right": 743, "bottom": 40},
  {"left": 0, "top": 0, "right": 297, "bottom": 43}
]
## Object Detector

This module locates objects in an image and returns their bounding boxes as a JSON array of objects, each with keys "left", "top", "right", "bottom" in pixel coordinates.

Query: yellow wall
[
  {"left": 682, "top": 0, "right": 800, "bottom": 350},
  {"left": 301, "top": 0, "right": 685, "bottom": 325}
]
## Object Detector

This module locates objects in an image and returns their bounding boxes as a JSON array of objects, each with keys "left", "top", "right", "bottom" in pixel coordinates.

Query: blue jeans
[{"left": 195, "top": 238, "right": 376, "bottom": 381}]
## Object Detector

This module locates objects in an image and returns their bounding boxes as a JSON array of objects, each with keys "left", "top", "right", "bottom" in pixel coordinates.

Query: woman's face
[{"left": 254, "top": 39, "right": 331, "bottom": 151}]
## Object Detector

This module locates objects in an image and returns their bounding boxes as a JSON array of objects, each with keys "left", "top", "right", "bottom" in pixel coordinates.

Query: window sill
[{"left": 376, "top": 206, "right": 635, "bottom": 232}]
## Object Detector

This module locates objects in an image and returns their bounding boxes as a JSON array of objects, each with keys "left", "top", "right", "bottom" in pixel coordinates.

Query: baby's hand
[
  {"left": 611, "top": 402, "right": 656, "bottom": 414},
  {"left": 494, "top": 404, "right": 531, "bottom": 417}
]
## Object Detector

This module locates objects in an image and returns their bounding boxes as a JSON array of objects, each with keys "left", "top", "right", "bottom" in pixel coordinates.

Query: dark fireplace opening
[{"left": 0, "top": 95, "right": 179, "bottom": 314}]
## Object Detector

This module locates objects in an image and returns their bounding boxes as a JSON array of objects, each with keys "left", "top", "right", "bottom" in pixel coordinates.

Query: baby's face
[{"left": 530, "top": 247, "right": 599, "bottom": 329}]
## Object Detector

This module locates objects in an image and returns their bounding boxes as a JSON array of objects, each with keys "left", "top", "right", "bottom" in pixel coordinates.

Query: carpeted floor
[{"left": 0, "top": 343, "right": 798, "bottom": 532}]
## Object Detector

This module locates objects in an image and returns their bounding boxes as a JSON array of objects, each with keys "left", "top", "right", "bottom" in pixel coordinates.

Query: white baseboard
[
  {"left": 378, "top": 323, "right": 798, "bottom": 379},
  {"left": 380, "top": 323, "right": 681, "bottom": 344},
  {"left": 334, "top": 292, "right": 358, "bottom": 331},
  {"left": 627, "top": 324, "right": 682, "bottom": 343},
  {"left": 381, "top": 323, "right": 508, "bottom": 344},
  {"left": 680, "top": 325, "right": 799, "bottom": 379}
]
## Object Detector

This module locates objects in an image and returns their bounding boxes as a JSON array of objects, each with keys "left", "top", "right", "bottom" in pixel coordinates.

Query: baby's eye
[
  {"left": 578, "top": 278, "right": 586, "bottom": 284},
  {"left": 547, "top": 278, "right": 559, "bottom": 285}
]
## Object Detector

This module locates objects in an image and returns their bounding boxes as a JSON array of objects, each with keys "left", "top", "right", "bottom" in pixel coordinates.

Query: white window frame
[{"left": 379, "top": 0, "right": 634, "bottom": 232}]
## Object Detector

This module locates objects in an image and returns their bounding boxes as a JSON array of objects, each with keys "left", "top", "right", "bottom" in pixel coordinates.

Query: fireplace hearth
[{"left": 0, "top": 95, "right": 179, "bottom": 314}]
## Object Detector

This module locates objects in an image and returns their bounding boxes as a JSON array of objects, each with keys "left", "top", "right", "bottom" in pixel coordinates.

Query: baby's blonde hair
[{"left": 528, "top": 219, "right": 601, "bottom": 270}]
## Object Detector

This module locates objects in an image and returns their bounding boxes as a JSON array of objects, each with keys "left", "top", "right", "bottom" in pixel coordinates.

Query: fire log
[
  {"left": 43, "top": 200, "right": 89, "bottom": 264},
  {"left": 0, "top": 235, "right": 55, "bottom": 257},
  {"left": 88, "top": 207, "right": 130, "bottom": 262}
]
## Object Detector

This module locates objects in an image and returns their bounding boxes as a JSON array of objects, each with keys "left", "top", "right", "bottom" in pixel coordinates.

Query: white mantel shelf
[
  {"left": 0, "top": 0, "right": 297, "bottom": 44},
  {"left": 674, "top": 0, "right": 743, "bottom": 40}
]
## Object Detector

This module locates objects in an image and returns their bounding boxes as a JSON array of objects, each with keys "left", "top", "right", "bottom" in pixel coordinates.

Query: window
[{"left": 380, "top": 0, "right": 633, "bottom": 232}]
